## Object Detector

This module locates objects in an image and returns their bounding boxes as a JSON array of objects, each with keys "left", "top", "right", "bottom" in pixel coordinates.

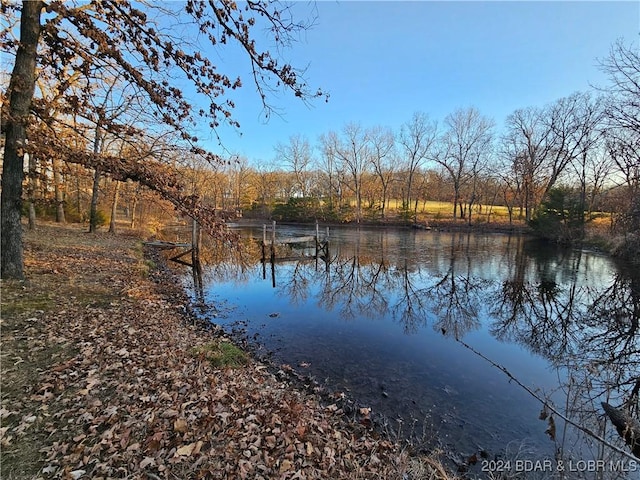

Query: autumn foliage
[{"left": 1, "top": 0, "right": 326, "bottom": 278}]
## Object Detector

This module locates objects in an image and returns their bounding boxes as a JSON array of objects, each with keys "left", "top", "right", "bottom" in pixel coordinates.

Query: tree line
[{"left": 1, "top": 1, "right": 638, "bottom": 280}]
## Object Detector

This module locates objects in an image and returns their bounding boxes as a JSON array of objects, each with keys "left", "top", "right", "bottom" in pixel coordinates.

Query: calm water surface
[{"left": 187, "top": 225, "right": 639, "bottom": 478}]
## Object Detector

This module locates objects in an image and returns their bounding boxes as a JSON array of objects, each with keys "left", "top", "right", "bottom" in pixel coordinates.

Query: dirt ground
[{"left": 1, "top": 222, "right": 453, "bottom": 480}]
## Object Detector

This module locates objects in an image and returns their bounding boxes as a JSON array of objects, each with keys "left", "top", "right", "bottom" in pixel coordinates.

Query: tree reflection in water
[
  {"left": 490, "top": 238, "right": 639, "bottom": 465},
  {"left": 195, "top": 227, "right": 639, "bottom": 468}
]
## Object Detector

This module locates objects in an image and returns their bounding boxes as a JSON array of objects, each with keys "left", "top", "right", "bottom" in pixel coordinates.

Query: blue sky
[{"left": 195, "top": 1, "right": 639, "bottom": 165}]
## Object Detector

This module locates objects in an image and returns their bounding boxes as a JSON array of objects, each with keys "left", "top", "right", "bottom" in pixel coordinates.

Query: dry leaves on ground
[{"left": 2, "top": 223, "right": 424, "bottom": 480}]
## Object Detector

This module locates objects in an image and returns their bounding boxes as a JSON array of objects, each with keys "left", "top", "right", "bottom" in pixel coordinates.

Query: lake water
[{"left": 187, "top": 224, "right": 640, "bottom": 478}]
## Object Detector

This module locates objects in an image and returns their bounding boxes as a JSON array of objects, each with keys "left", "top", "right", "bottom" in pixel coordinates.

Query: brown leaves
[
  {"left": 175, "top": 441, "right": 202, "bottom": 457},
  {"left": 2, "top": 224, "right": 407, "bottom": 479},
  {"left": 545, "top": 415, "right": 557, "bottom": 441},
  {"left": 539, "top": 405, "right": 556, "bottom": 441}
]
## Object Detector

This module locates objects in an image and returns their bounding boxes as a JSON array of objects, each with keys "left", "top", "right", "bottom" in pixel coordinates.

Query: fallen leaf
[
  {"left": 173, "top": 418, "right": 188, "bottom": 433},
  {"left": 161, "top": 409, "right": 179, "bottom": 418},
  {"left": 115, "top": 348, "right": 129, "bottom": 358},
  {"left": 192, "top": 440, "right": 203, "bottom": 455},
  {"left": 176, "top": 442, "right": 196, "bottom": 456},
  {"left": 139, "top": 457, "right": 155, "bottom": 468},
  {"left": 279, "top": 459, "right": 293, "bottom": 473}
]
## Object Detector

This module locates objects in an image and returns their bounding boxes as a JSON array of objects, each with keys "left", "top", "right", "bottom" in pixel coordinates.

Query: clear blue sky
[{"left": 195, "top": 1, "right": 639, "bottom": 165}]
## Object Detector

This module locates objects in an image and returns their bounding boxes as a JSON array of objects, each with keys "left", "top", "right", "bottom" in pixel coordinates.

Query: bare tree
[
  {"left": 366, "top": 126, "right": 396, "bottom": 219},
  {"left": 274, "top": 134, "right": 313, "bottom": 198},
  {"left": 502, "top": 93, "right": 594, "bottom": 223},
  {"left": 599, "top": 40, "right": 640, "bottom": 236},
  {"left": 565, "top": 94, "right": 607, "bottom": 226},
  {"left": 317, "top": 131, "right": 341, "bottom": 213},
  {"left": 227, "top": 156, "right": 253, "bottom": 213},
  {"left": 398, "top": 112, "right": 438, "bottom": 220},
  {"left": 600, "top": 40, "right": 640, "bottom": 137},
  {"left": 321, "top": 124, "right": 371, "bottom": 223},
  {"left": 436, "top": 107, "right": 494, "bottom": 221},
  {"left": 338, "top": 123, "right": 371, "bottom": 223},
  {"left": 251, "top": 161, "right": 280, "bottom": 217}
]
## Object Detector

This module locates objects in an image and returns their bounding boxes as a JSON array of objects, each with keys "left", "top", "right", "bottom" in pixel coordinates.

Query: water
[{"left": 188, "top": 225, "right": 640, "bottom": 478}]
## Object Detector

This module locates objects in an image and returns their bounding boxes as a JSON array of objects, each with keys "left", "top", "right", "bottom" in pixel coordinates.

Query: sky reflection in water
[{"left": 192, "top": 226, "right": 639, "bottom": 475}]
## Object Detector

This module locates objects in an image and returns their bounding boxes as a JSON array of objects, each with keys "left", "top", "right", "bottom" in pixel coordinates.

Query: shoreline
[
  {"left": 1, "top": 222, "right": 456, "bottom": 479},
  {"left": 231, "top": 217, "right": 532, "bottom": 234},
  {"left": 145, "top": 233, "right": 426, "bottom": 459}
]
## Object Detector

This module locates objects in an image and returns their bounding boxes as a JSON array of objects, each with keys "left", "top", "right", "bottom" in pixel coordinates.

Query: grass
[
  {"left": 0, "top": 298, "right": 78, "bottom": 479},
  {"left": 352, "top": 198, "right": 523, "bottom": 223},
  {"left": 191, "top": 339, "right": 249, "bottom": 368},
  {"left": 0, "top": 287, "right": 54, "bottom": 316}
]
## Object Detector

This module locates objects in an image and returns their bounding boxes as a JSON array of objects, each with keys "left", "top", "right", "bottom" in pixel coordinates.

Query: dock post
[
  {"left": 191, "top": 218, "right": 203, "bottom": 310},
  {"left": 191, "top": 218, "right": 201, "bottom": 266},
  {"left": 271, "top": 220, "right": 276, "bottom": 262},
  {"left": 324, "top": 226, "right": 330, "bottom": 257},
  {"left": 262, "top": 224, "right": 266, "bottom": 262}
]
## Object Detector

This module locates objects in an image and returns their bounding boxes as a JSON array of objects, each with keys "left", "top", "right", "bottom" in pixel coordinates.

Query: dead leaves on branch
[
  {"left": 29, "top": 135, "right": 233, "bottom": 243},
  {"left": 2, "top": 224, "right": 406, "bottom": 480}
]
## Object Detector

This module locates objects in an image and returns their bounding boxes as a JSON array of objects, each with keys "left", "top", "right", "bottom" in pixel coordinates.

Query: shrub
[{"left": 530, "top": 187, "right": 584, "bottom": 244}]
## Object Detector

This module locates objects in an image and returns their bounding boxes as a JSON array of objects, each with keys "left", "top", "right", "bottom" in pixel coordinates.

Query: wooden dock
[
  {"left": 143, "top": 240, "right": 191, "bottom": 249},
  {"left": 260, "top": 221, "right": 329, "bottom": 263}
]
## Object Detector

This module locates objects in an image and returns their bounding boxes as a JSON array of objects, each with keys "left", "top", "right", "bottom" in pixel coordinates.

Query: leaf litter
[{"left": 2, "top": 223, "right": 455, "bottom": 479}]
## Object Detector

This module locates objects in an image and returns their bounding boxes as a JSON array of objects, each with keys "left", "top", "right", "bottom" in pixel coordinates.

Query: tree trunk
[
  {"left": 27, "top": 200, "right": 37, "bottom": 229},
  {"left": 75, "top": 166, "right": 82, "bottom": 219},
  {"left": 452, "top": 189, "right": 460, "bottom": 221},
  {"left": 88, "top": 124, "right": 103, "bottom": 233},
  {"left": 109, "top": 180, "right": 120, "bottom": 233},
  {"left": 89, "top": 168, "right": 101, "bottom": 233},
  {"left": 53, "top": 157, "right": 66, "bottom": 223},
  {"left": 602, "top": 402, "right": 640, "bottom": 458},
  {"left": 26, "top": 153, "right": 38, "bottom": 230},
  {"left": 130, "top": 196, "right": 138, "bottom": 229},
  {"left": 1, "top": 0, "right": 43, "bottom": 279}
]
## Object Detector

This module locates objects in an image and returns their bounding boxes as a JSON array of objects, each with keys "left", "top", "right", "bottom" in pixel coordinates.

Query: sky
[{"left": 193, "top": 1, "right": 639, "bottom": 165}]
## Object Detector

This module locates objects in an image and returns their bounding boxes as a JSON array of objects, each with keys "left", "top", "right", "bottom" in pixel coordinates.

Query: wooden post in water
[
  {"left": 315, "top": 220, "right": 320, "bottom": 259},
  {"left": 191, "top": 218, "right": 203, "bottom": 308},
  {"left": 271, "top": 220, "right": 276, "bottom": 262},
  {"left": 322, "top": 226, "right": 330, "bottom": 259},
  {"left": 191, "top": 218, "right": 200, "bottom": 265},
  {"left": 271, "top": 257, "right": 276, "bottom": 288},
  {"left": 262, "top": 224, "right": 267, "bottom": 262}
]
